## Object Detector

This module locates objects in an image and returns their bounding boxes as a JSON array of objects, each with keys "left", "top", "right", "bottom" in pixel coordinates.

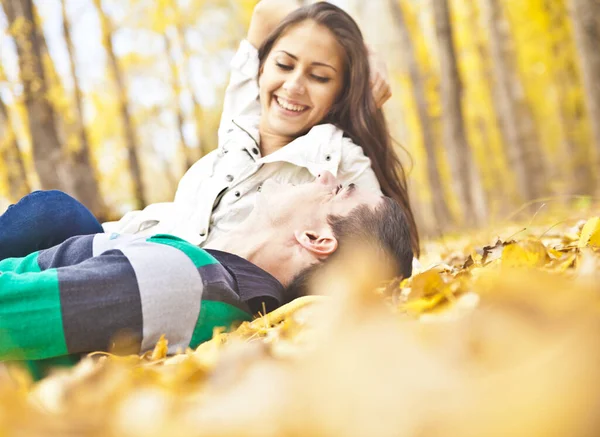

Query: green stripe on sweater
[
  {"left": 147, "top": 234, "right": 218, "bottom": 268},
  {"left": 0, "top": 255, "right": 68, "bottom": 360},
  {"left": 189, "top": 301, "right": 252, "bottom": 348},
  {"left": 0, "top": 251, "right": 42, "bottom": 273}
]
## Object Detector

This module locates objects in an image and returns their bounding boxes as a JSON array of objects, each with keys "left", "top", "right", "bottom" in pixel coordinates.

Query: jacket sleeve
[
  {"left": 173, "top": 149, "right": 219, "bottom": 205},
  {"left": 218, "top": 39, "right": 262, "bottom": 139},
  {"left": 337, "top": 137, "right": 382, "bottom": 194}
]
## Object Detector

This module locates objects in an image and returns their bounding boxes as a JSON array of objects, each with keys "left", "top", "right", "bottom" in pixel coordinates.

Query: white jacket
[{"left": 103, "top": 40, "right": 381, "bottom": 246}]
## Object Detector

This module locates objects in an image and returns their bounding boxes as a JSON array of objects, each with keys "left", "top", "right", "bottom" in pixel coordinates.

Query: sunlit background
[{"left": 1, "top": 0, "right": 599, "bottom": 240}]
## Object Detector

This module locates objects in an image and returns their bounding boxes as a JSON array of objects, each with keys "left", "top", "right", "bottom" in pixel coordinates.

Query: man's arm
[
  {"left": 0, "top": 238, "right": 147, "bottom": 361},
  {"left": 0, "top": 234, "right": 252, "bottom": 361}
]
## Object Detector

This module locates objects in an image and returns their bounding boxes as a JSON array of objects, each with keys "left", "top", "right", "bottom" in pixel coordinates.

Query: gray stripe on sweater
[
  {"left": 92, "top": 233, "right": 141, "bottom": 257},
  {"left": 119, "top": 240, "right": 203, "bottom": 354}
]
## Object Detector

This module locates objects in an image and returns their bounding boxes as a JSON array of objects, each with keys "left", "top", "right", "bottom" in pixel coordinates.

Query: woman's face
[{"left": 259, "top": 20, "right": 345, "bottom": 139}]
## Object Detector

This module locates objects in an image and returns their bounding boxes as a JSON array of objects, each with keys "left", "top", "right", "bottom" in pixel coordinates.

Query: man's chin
[{"left": 259, "top": 179, "right": 283, "bottom": 196}]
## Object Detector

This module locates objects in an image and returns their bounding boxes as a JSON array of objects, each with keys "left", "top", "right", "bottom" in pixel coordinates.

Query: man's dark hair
[{"left": 284, "top": 197, "right": 414, "bottom": 303}]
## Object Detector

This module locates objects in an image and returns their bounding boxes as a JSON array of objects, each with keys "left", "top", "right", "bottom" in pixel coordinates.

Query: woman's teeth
[{"left": 275, "top": 96, "right": 307, "bottom": 112}]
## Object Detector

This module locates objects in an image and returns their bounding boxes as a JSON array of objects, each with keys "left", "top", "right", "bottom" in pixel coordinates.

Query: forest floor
[{"left": 1, "top": 204, "right": 600, "bottom": 437}]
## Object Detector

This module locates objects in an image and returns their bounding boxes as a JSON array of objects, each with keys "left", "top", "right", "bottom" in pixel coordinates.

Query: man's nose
[
  {"left": 283, "top": 73, "right": 306, "bottom": 95},
  {"left": 317, "top": 171, "right": 337, "bottom": 186}
]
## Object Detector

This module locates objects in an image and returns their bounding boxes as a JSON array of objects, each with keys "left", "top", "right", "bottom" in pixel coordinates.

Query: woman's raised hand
[
  {"left": 248, "top": 0, "right": 301, "bottom": 49},
  {"left": 367, "top": 47, "right": 392, "bottom": 108}
]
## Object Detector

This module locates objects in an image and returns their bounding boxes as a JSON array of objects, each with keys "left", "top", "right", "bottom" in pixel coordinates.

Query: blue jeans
[{"left": 0, "top": 190, "right": 104, "bottom": 261}]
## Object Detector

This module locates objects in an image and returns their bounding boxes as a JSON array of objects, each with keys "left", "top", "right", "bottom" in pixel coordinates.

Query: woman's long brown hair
[{"left": 257, "top": 1, "right": 420, "bottom": 255}]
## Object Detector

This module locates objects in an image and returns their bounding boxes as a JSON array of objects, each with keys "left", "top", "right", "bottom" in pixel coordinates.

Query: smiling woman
[
  {"left": 258, "top": 20, "right": 345, "bottom": 152},
  {"left": 256, "top": 2, "right": 420, "bottom": 255},
  {"left": 0, "top": 0, "right": 420, "bottom": 266}
]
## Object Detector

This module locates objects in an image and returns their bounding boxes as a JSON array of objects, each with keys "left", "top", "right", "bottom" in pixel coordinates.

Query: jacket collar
[{"left": 229, "top": 115, "right": 344, "bottom": 177}]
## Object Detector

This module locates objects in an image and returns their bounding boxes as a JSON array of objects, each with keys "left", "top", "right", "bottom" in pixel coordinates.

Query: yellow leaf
[
  {"left": 401, "top": 293, "right": 446, "bottom": 313},
  {"left": 150, "top": 335, "right": 169, "bottom": 361},
  {"left": 502, "top": 239, "right": 549, "bottom": 268},
  {"left": 578, "top": 217, "right": 600, "bottom": 248},
  {"left": 408, "top": 270, "right": 446, "bottom": 299}
]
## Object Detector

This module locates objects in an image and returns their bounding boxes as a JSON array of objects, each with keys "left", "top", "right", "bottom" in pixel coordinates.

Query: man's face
[{"left": 256, "top": 172, "right": 382, "bottom": 230}]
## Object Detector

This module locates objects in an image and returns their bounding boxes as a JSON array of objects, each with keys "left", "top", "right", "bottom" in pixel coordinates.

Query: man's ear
[{"left": 294, "top": 230, "right": 338, "bottom": 258}]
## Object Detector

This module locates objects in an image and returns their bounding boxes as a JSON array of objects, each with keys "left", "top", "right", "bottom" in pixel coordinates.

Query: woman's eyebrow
[{"left": 275, "top": 50, "right": 338, "bottom": 72}]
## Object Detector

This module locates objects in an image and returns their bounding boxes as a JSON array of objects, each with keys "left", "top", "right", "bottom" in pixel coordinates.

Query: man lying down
[{"left": 0, "top": 172, "right": 413, "bottom": 368}]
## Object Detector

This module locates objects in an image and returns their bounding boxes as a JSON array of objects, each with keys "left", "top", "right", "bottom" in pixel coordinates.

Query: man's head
[
  {"left": 207, "top": 171, "right": 414, "bottom": 297},
  {"left": 251, "top": 171, "right": 414, "bottom": 297},
  {"left": 255, "top": 171, "right": 381, "bottom": 259}
]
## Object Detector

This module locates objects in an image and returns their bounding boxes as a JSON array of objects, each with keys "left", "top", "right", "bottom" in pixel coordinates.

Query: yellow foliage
[
  {"left": 578, "top": 217, "right": 600, "bottom": 248},
  {"left": 502, "top": 239, "right": 549, "bottom": 268},
  {"left": 1, "top": 216, "right": 600, "bottom": 435}
]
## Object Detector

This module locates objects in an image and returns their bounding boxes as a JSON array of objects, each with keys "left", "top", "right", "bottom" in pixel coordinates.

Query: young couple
[{"left": 0, "top": 1, "right": 419, "bottom": 364}]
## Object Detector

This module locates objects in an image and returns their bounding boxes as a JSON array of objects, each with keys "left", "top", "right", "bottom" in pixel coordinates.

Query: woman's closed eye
[
  {"left": 311, "top": 74, "right": 331, "bottom": 83},
  {"left": 276, "top": 62, "right": 293, "bottom": 71},
  {"left": 276, "top": 62, "right": 330, "bottom": 83}
]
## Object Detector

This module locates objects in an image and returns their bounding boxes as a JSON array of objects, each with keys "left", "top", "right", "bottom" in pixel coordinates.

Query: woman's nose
[{"left": 283, "top": 73, "right": 306, "bottom": 95}]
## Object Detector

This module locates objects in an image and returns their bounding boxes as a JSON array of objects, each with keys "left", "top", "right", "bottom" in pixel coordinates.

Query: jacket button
[
  {"left": 234, "top": 191, "right": 241, "bottom": 197},
  {"left": 325, "top": 154, "right": 331, "bottom": 161},
  {"left": 226, "top": 174, "right": 234, "bottom": 182},
  {"left": 199, "top": 228, "right": 207, "bottom": 237},
  {"left": 252, "top": 147, "right": 259, "bottom": 155},
  {"left": 257, "top": 185, "right": 262, "bottom": 192}
]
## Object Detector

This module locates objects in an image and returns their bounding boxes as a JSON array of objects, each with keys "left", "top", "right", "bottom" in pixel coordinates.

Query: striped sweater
[{"left": 0, "top": 233, "right": 284, "bottom": 363}]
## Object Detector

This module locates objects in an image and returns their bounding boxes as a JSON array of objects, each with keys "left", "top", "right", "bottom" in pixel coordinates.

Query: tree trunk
[
  {"left": 431, "top": 0, "right": 486, "bottom": 226},
  {"left": 163, "top": 33, "right": 194, "bottom": 173},
  {"left": 176, "top": 24, "right": 208, "bottom": 160},
  {"left": 61, "top": 0, "right": 106, "bottom": 217},
  {"left": 545, "top": 0, "right": 595, "bottom": 195},
  {"left": 481, "top": 0, "right": 548, "bottom": 203},
  {"left": 0, "top": 93, "right": 30, "bottom": 200},
  {"left": 389, "top": 0, "right": 452, "bottom": 232},
  {"left": 92, "top": 0, "right": 146, "bottom": 209},
  {"left": 569, "top": 0, "right": 600, "bottom": 176},
  {"left": 463, "top": 0, "right": 513, "bottom": 211},
  {"left": 2, "top": 0, "right": 67, "bottom": 190}
]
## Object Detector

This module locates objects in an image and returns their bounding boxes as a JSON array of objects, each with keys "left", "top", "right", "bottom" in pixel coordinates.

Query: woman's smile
[{"left": 273, "top": 95, "right": 310, "bottom": 116}]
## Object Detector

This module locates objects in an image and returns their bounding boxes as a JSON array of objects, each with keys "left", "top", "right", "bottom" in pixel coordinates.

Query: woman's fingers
[
  {"left": 371, "top": 75, "right": 392, "bottom": 108},
  {"left": 368, "top": 47, "right": 392, "bottom": 108}
]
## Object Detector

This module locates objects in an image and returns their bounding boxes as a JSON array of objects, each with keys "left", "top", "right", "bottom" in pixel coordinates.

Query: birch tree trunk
[
  {"left": 176, "top": 24, "right": 208, "bottom": 160},
  {"left": 0, "top": 93, "right": 30, "bottom": 200},
  {"left": 61, "top": 0, "right": 106, "bottom": 216},
  {"left": 2, "top": 0, "right": 67, "bottom": 190},
  {"left": 390, "top": 0, "right": 452, "bottom": 231},
  {"left": 569, "top": 0, "right": 600, "bottom": 176},
  {"left": 463, "top": 0, "right": 513, "bottom": 211},
  {"left": 432, "top": 0, "right": 486, "bottom": 226},
  {"left": 544, "top": 0, "right": 595, "bottom": 195},
  {"left": 163, "top": 33, "right": 194, "bottom": 173},
  {"left": 482, "top": 0, "right": 548, "bottom": 203},
  {"left": 93, "top": 0, "right": 146, "bottom": 208}
]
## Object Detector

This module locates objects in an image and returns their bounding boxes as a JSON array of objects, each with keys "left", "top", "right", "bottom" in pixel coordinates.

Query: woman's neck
[{"left": 259, "top": 129, "right": 294, "bottom": 156}]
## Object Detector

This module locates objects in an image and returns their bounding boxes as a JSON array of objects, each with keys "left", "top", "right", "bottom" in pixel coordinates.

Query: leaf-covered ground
[{"left": 1, "top": 214, "right": 600, "bottom": 437}]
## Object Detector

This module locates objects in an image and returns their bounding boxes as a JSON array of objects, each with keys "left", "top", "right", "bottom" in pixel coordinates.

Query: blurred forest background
[{"left": 0, "top": 0, "right": 599, "bottom": 238}]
